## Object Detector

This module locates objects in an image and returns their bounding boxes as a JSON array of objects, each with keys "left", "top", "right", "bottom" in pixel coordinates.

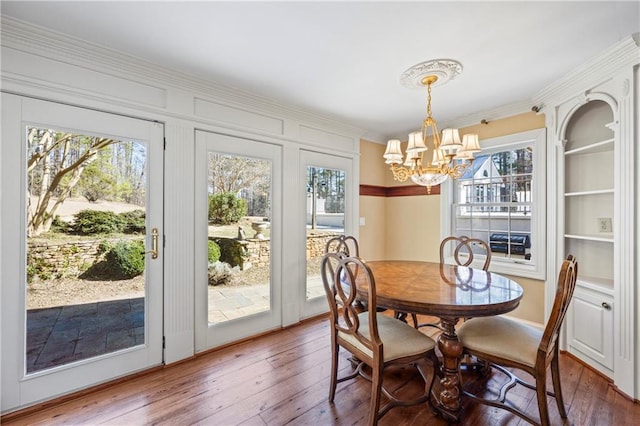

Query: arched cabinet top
[{"left": 556, "top": 91, "right": 618, "bottom": 143}]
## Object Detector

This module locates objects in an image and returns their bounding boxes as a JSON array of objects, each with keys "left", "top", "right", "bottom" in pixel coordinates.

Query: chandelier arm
[
  {"left": 448, "top": 162, "right": 471, "bottom": 179},
  {"left": 390, "top": 164, "right": 411, "bottom": 182}
]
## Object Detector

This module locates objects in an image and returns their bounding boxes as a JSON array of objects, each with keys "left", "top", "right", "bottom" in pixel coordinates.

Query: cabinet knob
[{"left": 601, "top": 302, "right": 611, "bottom": 310}]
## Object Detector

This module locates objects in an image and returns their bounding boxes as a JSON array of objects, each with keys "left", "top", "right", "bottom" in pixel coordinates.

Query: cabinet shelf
[
  {"left": 565, "top": 233, "right": 613, "bottom": 243},
  {"left": 565, "top": 138, "right": 614, "bottom": 155},
  {"left": 577, "top": 276, "right": 614, "bottom": 293}
]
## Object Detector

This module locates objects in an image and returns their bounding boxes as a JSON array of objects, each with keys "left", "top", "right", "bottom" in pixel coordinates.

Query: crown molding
[
  {"left": 366, "top": 98, "right": 534, "bottom": 145},
  {"left": 0, "top": 16, "right": 366, "bottom": 137},
  {"left": 440, "top": 99, "right": 534, "bottom": 130},
  {"left": 533, "top": 33, "right": 640, "bottom": 106},
  {"left": 358, "top": 130, "right": 390, "bottom": 144}
]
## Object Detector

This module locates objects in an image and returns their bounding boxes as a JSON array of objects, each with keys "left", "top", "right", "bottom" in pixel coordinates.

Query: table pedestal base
[{"left": 431, "top": 317, "right": 463, "bottom": 422}]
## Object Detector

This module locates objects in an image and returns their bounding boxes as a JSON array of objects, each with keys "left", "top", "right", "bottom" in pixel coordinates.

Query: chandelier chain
[{"left": 426, "top": 83, "right": 432, "bottom": 119}]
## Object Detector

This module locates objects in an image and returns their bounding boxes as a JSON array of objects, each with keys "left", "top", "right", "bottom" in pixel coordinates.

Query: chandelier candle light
[{"left": 383, "top": 59, "right": 481, "bottom": 193}]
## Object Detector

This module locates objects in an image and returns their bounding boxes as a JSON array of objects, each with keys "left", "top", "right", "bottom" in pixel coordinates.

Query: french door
[
  {"left": 194, "top": 130, "right": 282, "bottom": 351},
  {"left": 1, "top": 94, "right": 164, "bottom": 411},
  {"left": 300, "top": 150, "right": 354, "bottom": 317}
]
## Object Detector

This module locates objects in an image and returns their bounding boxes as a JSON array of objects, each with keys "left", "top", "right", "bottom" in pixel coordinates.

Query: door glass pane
[
  {"left": 305, "top": 166, "right": 345, "bottom": 300},
  {"left": 207, "top": 152, "right": 272, "bottom": 323},
  {"left": 26, "top": 127, "right": 147, "bottom": 374}
]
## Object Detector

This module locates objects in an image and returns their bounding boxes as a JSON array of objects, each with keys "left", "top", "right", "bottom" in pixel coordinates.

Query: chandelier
[{"left": 383, "top": 59, "right": 481, "bottom": 193}]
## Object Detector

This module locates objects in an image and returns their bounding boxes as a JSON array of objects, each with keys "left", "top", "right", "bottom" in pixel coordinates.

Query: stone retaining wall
[
  {"left": 243, "top": 232, "right": 341, "bottom": 267},
  {"left": 28, "top": 237, "right": 143, "bottom": 280},
  {"left": 29, "top": 232, "right": 342, "bottom": 279}
]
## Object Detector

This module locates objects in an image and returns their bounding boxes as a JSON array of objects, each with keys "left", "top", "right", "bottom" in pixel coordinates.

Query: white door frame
[
  {"left": 0, "top": 94, "right": 164, "bottom": 412},
  {"left": 194, "top": 130, "right": 283, "bottom": 352}
]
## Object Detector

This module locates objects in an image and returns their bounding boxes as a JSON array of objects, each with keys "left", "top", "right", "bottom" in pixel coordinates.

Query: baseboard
[{"left": 0, "top": 364, "right": 164, "bottom": 422}]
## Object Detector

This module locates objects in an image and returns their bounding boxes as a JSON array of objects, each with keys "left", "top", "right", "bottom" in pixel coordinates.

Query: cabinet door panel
[{"left": 567, "top": 287, "right": 613, "bottom": 372}]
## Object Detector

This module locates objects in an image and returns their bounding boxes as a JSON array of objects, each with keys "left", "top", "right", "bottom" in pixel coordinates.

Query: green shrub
[
  {"left": 214, "top": 238, "right": 248, "bottom": 269},
  {"left": 50, "top": 215, "right": 71, "bottom": 233},
  {"left": 97, "top": 240, "right": 113, "bottom": 254},
  {"left": 119, "top": 210, "right": 146, "bottom": 234},
  {"left": 208, "top": 192, "right": 247, "bottom": 225},
  {"left": 26, "top": 257, "right": 52, "bottom": 283},
  {"left": 71, "top": 209, "right": 125, "bottom": 235},
  {"left": 105, "top": 239, "right": 145, "bottom": 278},
  {"left": 208, "top": 240, "right": 221, "bottom": 263}
]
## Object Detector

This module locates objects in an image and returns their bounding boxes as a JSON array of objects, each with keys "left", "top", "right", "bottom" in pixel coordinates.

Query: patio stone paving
[{"left": 26, "top": 278, "right": 327, "bottom": 371}]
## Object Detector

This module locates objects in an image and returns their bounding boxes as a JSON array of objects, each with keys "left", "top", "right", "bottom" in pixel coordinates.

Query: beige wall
[
  {"left": 385, "top": 195, "right": 441, "bottom": 262},
  {"left": 358, "top": 196, "right": 386, "bottom": 260},
  {"left": 358, "top": 140, "right": 387, "bottom": 260},
  {"left": 359, "top": 111, "right": 548, "bottom": 324},
  {"left": 359, "top": 140, "right": 387, "bottom": 186}
]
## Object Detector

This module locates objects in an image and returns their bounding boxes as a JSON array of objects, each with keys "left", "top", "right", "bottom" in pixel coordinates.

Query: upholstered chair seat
[
  {"left": 339, "top": 313, "right": 436, "bottom": 362},
  {"left": 457, "top": 316, "right": 542, "bottom": 368}
]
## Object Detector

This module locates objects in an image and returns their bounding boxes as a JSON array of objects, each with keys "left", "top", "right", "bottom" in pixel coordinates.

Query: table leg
[{"left": 432, "top": 317, "right": 463, "bottom": 421}]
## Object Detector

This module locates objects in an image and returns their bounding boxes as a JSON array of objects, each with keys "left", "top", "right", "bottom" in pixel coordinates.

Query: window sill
[{"left": 487, "top": 257, "right": 545, "bottom": 280}]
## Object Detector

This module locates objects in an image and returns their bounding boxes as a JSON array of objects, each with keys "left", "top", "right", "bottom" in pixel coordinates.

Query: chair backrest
[
  {"left": 324, "top": 234, "right": 360, "bottom": 257},
  {"left": 538, "top": 254, "right": 578, "bottom": 361},
  {"left": 320, "top": 253, "right": 381, "bottom": 356},
  {"left": 439, "top": 235, "right": 492, "bottom": 271}
]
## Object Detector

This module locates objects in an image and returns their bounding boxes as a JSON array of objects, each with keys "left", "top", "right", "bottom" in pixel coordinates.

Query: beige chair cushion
[
  {"left": 339, "top": 313, "right": 436, "bottom": 362},
  {"left": 457, "top": 316, "right": 542, "bottom": 368}
]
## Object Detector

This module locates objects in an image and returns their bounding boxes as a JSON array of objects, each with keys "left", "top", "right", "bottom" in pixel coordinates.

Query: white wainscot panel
[
  {"left": 2, "top": 47, "right": 167, "bottom": 108},
  {"left": 298, "top": 124, "right": 357, "bottom": 151},
  {"left": 194, "top": 97, "right": 284, "bottom": 134}
]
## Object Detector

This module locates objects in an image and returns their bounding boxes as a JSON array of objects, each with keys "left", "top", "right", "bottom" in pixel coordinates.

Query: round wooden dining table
[{"left": 356, "top": 260, "right": 524, "bottom": 422}]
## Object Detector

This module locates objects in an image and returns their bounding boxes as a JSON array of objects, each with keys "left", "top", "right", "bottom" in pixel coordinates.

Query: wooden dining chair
[
  {"left": 411, "top": 235, "right": 493, "bottom": 329},
  {"left": 325, "top": 235, "right": 387, "bottom": 314},
  {"left": 440, "top": 235, "right": 492, "bottom": 271},
  {"left": 320, "top": 253, "right": 439, "bottom": 425},
  {"left": 457, "top": 254, "right": 578, "bottom": 426},
  {"left": 324, "top": 234, "right": 360, "bottom": 257}
]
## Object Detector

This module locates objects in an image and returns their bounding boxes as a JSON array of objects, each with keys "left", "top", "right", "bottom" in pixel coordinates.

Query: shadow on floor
[{"left": 26, "top": 297, "right": 144, "bottom": 373}]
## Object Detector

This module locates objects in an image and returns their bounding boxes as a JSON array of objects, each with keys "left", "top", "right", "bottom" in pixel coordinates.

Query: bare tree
[
  {"left": 208, "top": 154, "right": 270, "bottom": 194},
  {"left": 208, "top": 153, "right": 271, "bottom": 216},
  {"left": 27, "top": 128, "right": 116, "bottom": 236}
]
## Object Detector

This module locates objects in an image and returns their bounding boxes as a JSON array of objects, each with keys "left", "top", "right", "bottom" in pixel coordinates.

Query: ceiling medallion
[{"left": 400, "top": 59, "right": 463, "bottom": 89}]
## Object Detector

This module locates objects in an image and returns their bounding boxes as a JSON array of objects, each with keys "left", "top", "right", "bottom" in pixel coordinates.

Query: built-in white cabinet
[
  {"left": 563, "top": 100, "right": 615, "bottom": 292},
  {"left": 561, "top": 99, "right": 615, "bottom": 377},
  {"left": 542, "top": 33, "right": 638, "bottom": 398}
]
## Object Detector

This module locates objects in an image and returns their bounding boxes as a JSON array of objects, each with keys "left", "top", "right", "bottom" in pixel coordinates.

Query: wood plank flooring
[{"left": 3, "top": 314, "right": 639, "bottom": 425}]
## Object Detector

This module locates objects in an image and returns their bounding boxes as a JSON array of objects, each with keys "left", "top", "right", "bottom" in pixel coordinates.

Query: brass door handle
[{"left": 146, "top": 228, "right": 159, "bottom": 259}]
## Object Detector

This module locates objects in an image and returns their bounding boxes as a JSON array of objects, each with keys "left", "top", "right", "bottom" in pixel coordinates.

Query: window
[{"left": 441, "top": 129, "right": 546, "bottom": 279}]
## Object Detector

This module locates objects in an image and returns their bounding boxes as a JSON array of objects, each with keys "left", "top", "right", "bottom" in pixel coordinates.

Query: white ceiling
[{"left": 2, "top": 1, "right": 639, "bottom": 141}]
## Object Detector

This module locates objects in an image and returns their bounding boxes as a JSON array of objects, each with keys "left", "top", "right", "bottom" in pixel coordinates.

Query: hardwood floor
[{"left": 3, "top": 314, "right": 639, "bottom": 425}]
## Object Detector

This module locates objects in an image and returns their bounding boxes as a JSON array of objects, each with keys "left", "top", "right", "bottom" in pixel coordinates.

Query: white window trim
[{"left": 440, "top": 128, "right": 546, "bottom": 280}]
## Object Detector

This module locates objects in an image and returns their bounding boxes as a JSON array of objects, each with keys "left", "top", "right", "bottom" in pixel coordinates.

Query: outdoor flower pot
[{"left": 251, "top": 221, "right": 269, "bottom": 239}]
